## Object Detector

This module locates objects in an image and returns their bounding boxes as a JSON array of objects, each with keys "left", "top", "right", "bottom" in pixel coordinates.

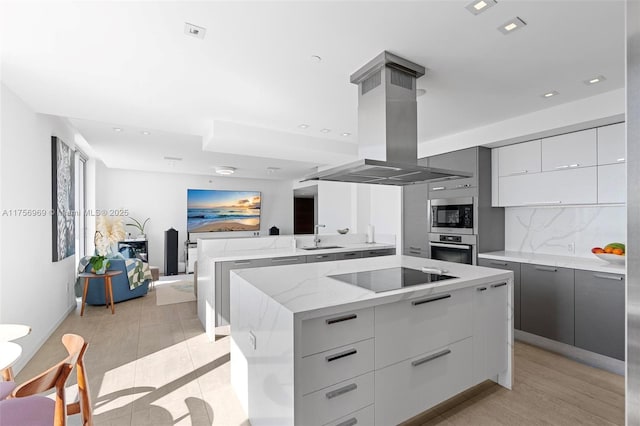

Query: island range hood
[{"left": 302, "top": 51, "right": 471, "bottom": 186}]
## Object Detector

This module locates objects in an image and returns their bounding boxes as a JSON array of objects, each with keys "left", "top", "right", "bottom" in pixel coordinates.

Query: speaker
[{"left": 164, "top": 228, "right": 178, "bottom": 275}]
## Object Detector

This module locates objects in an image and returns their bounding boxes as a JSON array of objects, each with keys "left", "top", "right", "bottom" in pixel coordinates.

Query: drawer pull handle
[
  {"left": 409, "top": 246, "right": 422, "bottom": 251},
  {"left": 617, "top": 157, "right": 625, "bottom": 162},
  {"left": 409, "top": 251, "right": 422, "bottom": 255},
  {"left": 593, "top": 273, "right": 624, "bottom": 281},
  {"left": 336, "top": 418, "right": 358, "bottom": 426},
  {"left": 534, "top": 266, "right": 558, "bottom": 272},
  {"left": 326, "top": 314, "right": 357, "bottom": 325},
  {"left": 412, "top": 294, "right": 451, "bottom": 306},
  {"left": 343, "top": 252, "right": 357, "bottom": 257},
  {"left": 490, "top": 261, "right": 508, "bottom": 266},
  {"left": 477, "top": 287, "right": 487, "bottom": 292},
  {"left": 326, "top": 349, "right": 357, "bottom": 362},
  {"left": 525, "top": 201, "right": 562, "bottom": 205},
  {"left": 411, "top": 349, "right": 452, "bottom": 367},
  {"left": 507, "top": 170, "right": 528, "bottom": 176},
  {"left": 272, "top": 257, "right": 299, "bottom": 263},
  {"left": 317, "top": 255, "right": 329, "bottom": 259},
  {"left": 432, "top": 186, "right": 445, "bottom": 191},
  {"left": 233, "top": 261, "right": 251, "bottom": 265},
  {"left": 555, "top": 164, "right": 569, "bottom": 170},
  {"left": 491, "top": 282, "right": 507, "bottom": 288},
  {"left": 326, "top": 383, "right": 357, "bottom": 399}
]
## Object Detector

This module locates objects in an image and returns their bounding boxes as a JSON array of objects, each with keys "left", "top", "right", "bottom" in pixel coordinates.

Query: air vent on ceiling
[{"left": 184, "top": 23, "right": 206, "bottom": 39}]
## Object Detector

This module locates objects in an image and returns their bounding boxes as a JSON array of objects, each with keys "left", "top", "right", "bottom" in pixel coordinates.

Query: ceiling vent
[{"left": 184, "top": 23, "right": 206, "bottom": 40}]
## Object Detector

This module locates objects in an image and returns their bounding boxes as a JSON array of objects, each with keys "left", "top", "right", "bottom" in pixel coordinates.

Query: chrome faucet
[{"left": 314, "top": 224, "right": 326, "bottom": 247}]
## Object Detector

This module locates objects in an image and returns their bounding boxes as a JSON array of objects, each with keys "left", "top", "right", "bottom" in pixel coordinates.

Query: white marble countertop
[
  {"left": 232, "top": 256, "right": 512, "bottom": 318},
  {"left": 479, "top": 251, "right": 626, "bottom": 274},
  {"left": 207, "top": 242, "right": 395, "bottom": 263}
]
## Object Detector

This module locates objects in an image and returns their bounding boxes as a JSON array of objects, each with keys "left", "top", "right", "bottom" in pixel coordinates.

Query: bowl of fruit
[{"left": 592, "top": 243, "right": 625, "bottom": 265}]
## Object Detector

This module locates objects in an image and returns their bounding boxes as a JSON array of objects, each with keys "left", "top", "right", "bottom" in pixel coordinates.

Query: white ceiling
[{"left": 0, "top": 1, "right": 626, "bottom": 180}]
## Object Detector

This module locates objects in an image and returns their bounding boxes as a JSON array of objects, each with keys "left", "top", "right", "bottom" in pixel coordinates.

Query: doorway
[{"left": 293, "top": 185, "right": 317, "bottom": 234}]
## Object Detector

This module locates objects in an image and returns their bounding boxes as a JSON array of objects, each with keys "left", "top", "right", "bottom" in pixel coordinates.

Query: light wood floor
[{"left": 17, "top": 291, "right": 624, "bottom": 426}]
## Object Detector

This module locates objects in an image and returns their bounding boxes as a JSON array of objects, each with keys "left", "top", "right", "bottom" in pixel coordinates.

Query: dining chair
[{"left": 0, "top": 334, "right": 85, "bottom": 426}]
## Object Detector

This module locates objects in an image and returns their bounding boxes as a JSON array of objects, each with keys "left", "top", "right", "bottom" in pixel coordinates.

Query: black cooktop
[{"left": 328, "top": 267, "right": 457, "bottom": 293}]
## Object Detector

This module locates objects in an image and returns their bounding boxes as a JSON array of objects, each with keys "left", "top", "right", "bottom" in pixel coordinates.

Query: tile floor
[{"left": 15, "top": 280, "right": 248, "bottom": 426}]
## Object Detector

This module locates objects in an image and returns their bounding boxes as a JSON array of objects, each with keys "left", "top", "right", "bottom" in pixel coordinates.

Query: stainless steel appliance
[
  {"left": 429, "top": 233, "right": 477, "bottom": 265},
  {"left": 329, "top": 267, "right": 457, "bottom": 293},
  {"left": 429, "top": 196, "right": 476, "bottom": 235}
]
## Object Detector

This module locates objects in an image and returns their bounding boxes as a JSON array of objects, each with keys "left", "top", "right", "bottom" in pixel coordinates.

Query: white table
[
  {"left": 0, "top": 324, "right": 31, "bottom": 342},
  {"left": 0, "top": 342, "right": 22, "bottom": 381}
]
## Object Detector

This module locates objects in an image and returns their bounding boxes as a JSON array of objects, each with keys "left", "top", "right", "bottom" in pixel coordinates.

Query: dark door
[{"left": 294, "top": 197, "right": 314, "bottom": 234}]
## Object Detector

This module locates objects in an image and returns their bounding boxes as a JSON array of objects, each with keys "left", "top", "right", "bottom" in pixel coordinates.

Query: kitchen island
[{"left": 230, "top": 256, "right": 513, "bottom": 426}]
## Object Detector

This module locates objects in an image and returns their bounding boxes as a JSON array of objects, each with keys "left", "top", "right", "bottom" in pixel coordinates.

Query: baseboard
[
  {"left": 12, "top": 303, "right": 76, "bottom": 375},
  {"left": 514, "top": 330, "right": 625, "bottom": 376}
]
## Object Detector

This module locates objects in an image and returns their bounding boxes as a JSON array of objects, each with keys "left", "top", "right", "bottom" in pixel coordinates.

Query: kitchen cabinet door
[
  {"left": 402, "top": 183, "right": 429, "bottom": 257},
  {"left": 597, "top": 123, "right": 626, "bottom": 165},
  {"left": 478, "top": 259, "right": 521, "bottom": 330},
  {"left": 497, "top": 140, "right": 541, "bottom": 177},
  {"left": 473, "top": 281, "right": 509, "bottom": 384},
  {"left": 498, "top": 167, "right": 597, "bottom": 207},
  {"left": 575, "top": 270, "right": 625, "bottom": 360},
  {"left": 598, "top": 163, "right": 626, "bottom": 204},
  {"left": 541, "top": 129, "right": 597, "bottom": 172},
  {"left": 427, "top": 148, "right": 478, "bottom": 191},
  {"left": 521, "top": 264, "right": 574, "bottom": 345}
]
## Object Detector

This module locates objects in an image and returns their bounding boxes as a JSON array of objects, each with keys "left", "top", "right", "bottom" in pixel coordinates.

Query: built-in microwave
[
  {"left": 429, "top": 233, "right": 477, "bottom": 265},
  {"left": 429, "top": 197, "right": 476, "bottom": 235}
]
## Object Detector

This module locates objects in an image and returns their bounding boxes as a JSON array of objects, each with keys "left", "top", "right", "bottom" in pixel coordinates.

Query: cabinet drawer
[
  {"left": 306, "top": 253, "right": 338, "bottom": 263},
  {"left": 428, "top": 177, "right": 477, "bottom": 193},
  {"left": 335, "top": 251, "right": 364, "bottom": 261},
  {"left": 301, "top": 339, "right": 374, "bottom": 395},
  {"left": 301, "top": 372, "right": 374, "bottom": 426},
  {"left": 323, "top": 404, "right": 373, "bottom": 426},
  {"left": 267, "top": 256, "right": 306, "bottom": 266},
  {"left": 374, "top": 288, "right": 472, "bottom": 369},
  {"left": 404, "top": 246, "right": 428, "bottom": 258},
  {"left": 301, "top": 307, "right": 374, "bottom": 356},
  {"left": 374, "top": 338, "right": 473, "bottom": 426},
  {"left": 363, "top": 248, "right": 395, "bottom": 257}
]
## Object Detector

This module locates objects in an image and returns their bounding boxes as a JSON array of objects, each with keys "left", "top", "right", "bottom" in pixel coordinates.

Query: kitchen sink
[{"left": 301, "top": 246, "right": 344, "bottom": 251}]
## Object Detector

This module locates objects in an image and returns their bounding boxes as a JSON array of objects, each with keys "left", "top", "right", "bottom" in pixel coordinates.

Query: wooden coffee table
[{"left": 78, "top": 270, "right": 123, "bottom": 316}]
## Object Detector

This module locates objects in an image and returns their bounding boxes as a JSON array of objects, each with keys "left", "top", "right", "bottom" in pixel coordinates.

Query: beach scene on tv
[{"left": 187, "top": 189, "right": 261, "bottom": 233}]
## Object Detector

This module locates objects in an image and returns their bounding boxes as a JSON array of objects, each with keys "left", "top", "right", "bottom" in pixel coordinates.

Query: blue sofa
[{"left": 82, "top": 259, "right": 150, "bottom": 305}]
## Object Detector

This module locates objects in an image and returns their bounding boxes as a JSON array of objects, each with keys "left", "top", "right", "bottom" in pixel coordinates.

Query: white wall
[
  {"left": 504, "top": 205, "right": 626, "bottom": 258},
  {"left": 95, "top": 165, "right": 294, "bottom": 271},
  {"left": 0, "top": 84, "right": 80, "bottom": 373},
  {"left": 317, "top": 181, "right": 357, "bottom": 234}
]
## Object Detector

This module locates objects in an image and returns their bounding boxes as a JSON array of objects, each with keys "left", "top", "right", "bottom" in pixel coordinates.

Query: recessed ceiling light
[
  {"left": 320, "top": 128, "right": 331, "bottom": 133},
  {"left": 498, "top": 17, "right": 526, "bottom": 34},
  {"left": 465, "top": 0, "right": 497, "bottom": 15},
  {"left": 113, "top": 127, "right": 122, "bottom": 132},
  {"left": 298, "top": 124, "right": 309, "bottom": 129},
  {"left": 340, "top": 132, "right": 351, "bottom": 137},
  {"left": 163, "top": 156, "right": 183, "bottom": 161},
  {"left": 542, "top": 91, "right": 559, "bottom": 98},
  {"left": 266, "top": 167, "right": 281, "bottom": 173},
  {"left": 584, "top": 75, "right": 606, "bottom": 85},
  {"left": 141, "top": 131, "right": 150, "bottom": 135},
  {"left": 184, "top": 22, "right": 206, "bottom": 40},
  {"left": 311, "top": 55, "right": 322, "bottom": 62},
  {"left": 215, "top": 166, "right": 236, "bottom": 175}
]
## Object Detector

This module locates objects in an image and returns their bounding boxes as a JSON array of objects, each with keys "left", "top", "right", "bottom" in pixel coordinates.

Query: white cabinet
[
  {"left": 498, "top": 167, "right": 597, "bottom": 207},
  {"left": 598, "top": 123, "right": 626, "bottom": 165},
  {"left": 374, "top": 338, "right": 473, "bottom": 426},
  {"left": 497, "top": 140, "right": 541, "bottom": 177},
  {"left": 598, "top": 163, "right": 626, "bottom": 204},
  {"left": 374, "top": 288, "right": 472, "bottom": 369},
  {"left": 323, "top": 405, "right": 374, "bottom": 426},
  {"left": 473, "top": 282, "right": 509, "bottom": 385},
  {"left": 541, "top": 129, "right": 597, "bottom": 171}
]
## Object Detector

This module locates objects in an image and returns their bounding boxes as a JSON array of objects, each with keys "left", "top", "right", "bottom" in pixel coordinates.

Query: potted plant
[
  {"left": 127, "top": 217, "right": 150, "bottom": 239},
  {"left": 89, "top": 255, "right": 110, "bottom": 274}
]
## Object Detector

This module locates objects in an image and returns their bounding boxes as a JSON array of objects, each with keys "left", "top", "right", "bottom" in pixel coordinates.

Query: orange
[
  {"left": 604, "top": 246, "right": 614, "bottom": 253},
  {"left": 612, "top": 248, "right": 624, "bottom": 255}
]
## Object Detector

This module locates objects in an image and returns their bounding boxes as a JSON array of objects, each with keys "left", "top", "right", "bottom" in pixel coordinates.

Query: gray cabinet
[
  {"left": 477, "top": 259, "right": 521, "bottom": 330},
  {"left": 306, "top": 253, "right": 337, "bottom": 263},
  {"left": 335, "top": 251, "right": 364, "bottom": 260},
  {"left": 218, "top": 259, "right": 269, "bottom": 325},
  {"left": 521, "top": 264, "right": 575, "bottom": 345},
  {"left": 575, "top": 270, "right": 625, "bottom": 360},
  {"left": 267, "top": 256, "right": 306, "bottom": 266},
  {"left": 402, "top": 183, "right": 429, "bottom": 258},
  {"left": 364, "top": 248, "right": 396, "bottom": 257},
  {"left": 427, "top": 148, "right": 479, "bottom": 194}
]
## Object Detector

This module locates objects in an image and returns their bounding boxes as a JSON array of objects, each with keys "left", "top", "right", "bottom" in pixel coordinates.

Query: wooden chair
[{"left": 0, "top": 334, "right": 91, "bottom": 426}]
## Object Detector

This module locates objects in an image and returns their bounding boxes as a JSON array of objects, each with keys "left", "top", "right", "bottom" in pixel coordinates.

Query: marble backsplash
[{"left": 504, "top": 205, "right": 626, "bottom": 258}]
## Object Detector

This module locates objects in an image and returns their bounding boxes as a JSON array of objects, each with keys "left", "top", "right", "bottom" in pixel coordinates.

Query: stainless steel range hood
[{"left": 302, "top": 51, "right": 471, "bottom": 186}]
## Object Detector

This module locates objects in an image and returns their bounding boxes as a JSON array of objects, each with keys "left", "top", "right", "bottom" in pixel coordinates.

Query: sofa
[{"left": 82, "top": 259, "right": 150, "bottom": 305}]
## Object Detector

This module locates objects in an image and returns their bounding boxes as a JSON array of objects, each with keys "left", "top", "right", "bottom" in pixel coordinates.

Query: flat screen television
[{"left": 187, "top": 189, "right": 261, "bottom": 233}]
